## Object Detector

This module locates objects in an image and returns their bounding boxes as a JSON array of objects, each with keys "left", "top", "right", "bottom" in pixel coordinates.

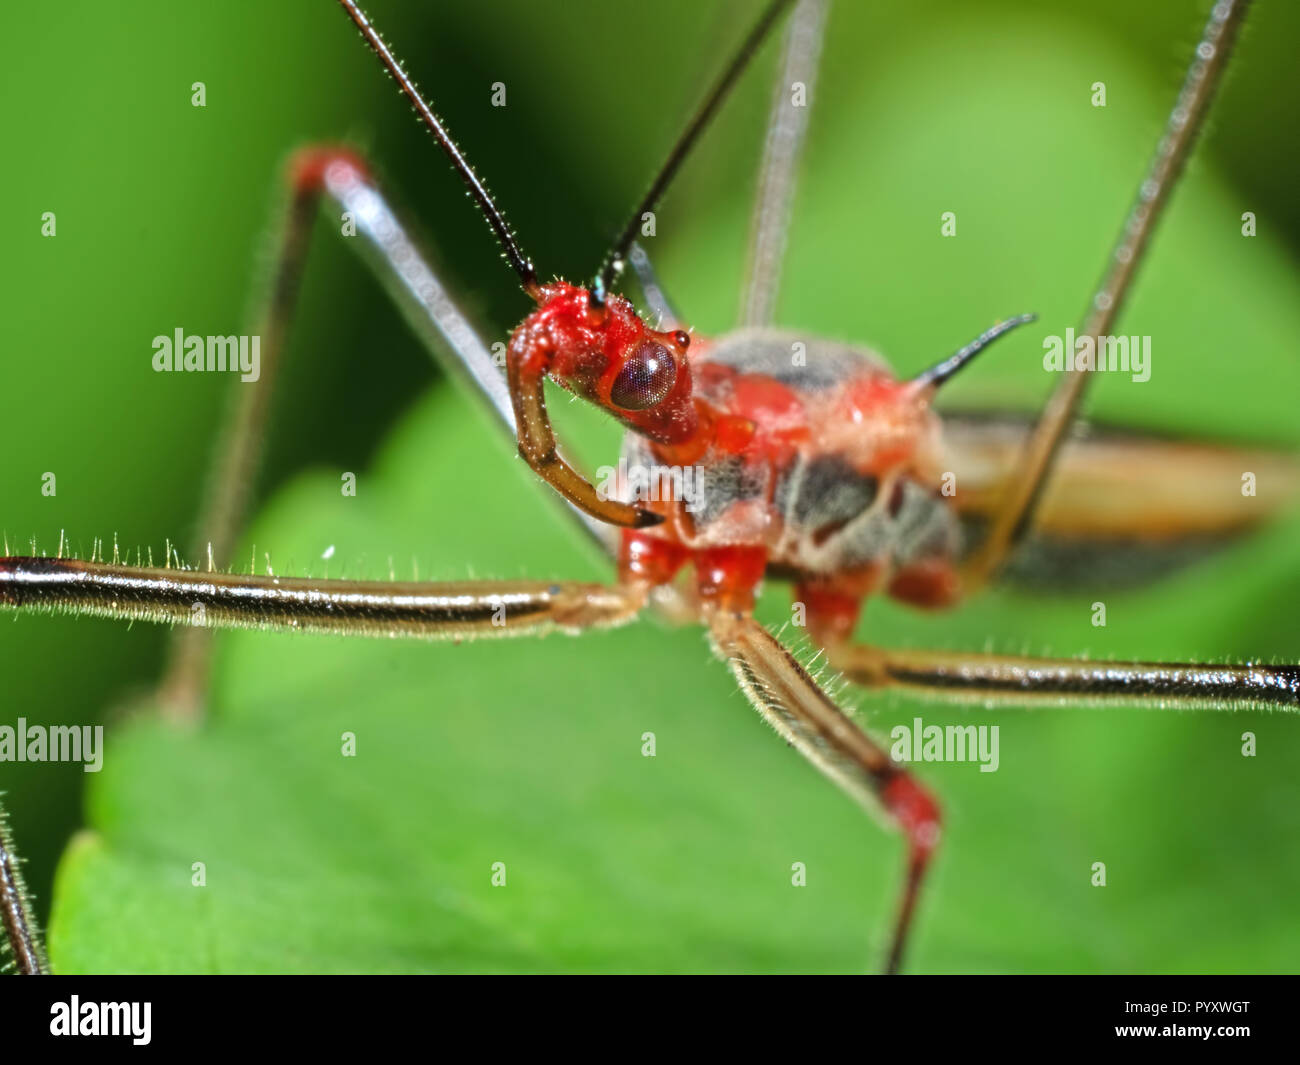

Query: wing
[{"left": 940, "top": 411, "right": 1300, "bottom": 589}]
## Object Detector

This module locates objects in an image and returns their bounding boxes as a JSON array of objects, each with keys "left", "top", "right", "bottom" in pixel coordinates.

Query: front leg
[
  {"left": 707, "top": 610, "right": 941, "bottom": 974},
  {"left": 0, "top": 557, "right": 646, "bottom": 642},
  {"left": 161, "top": 146, "right": 625, "bottom": 719}
]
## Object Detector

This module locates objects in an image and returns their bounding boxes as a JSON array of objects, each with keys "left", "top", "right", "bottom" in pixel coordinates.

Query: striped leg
[
  {"left": 829, "top": 642, "right": 1300, "bottom": 712},
  {"left": 707, "top": 611, "right": 940, "bottom": 974},
  {"left": 157, "top": 146, "right": 622, "bottom": 720},
  {"left": 0, "top": 558, "right": 646, "bottom": 643}
]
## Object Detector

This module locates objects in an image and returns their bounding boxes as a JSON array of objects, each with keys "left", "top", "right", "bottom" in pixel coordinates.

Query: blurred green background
[{"left": 2, "top": 0, "right": 1298, "bottom": 972}]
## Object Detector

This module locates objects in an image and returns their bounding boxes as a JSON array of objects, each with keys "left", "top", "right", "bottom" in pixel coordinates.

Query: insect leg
[
  {"left": 288, "top": 151, "right": 621, "bottom": 555},
  {"left": 739, "top": 0, "right": 828, "bottom": 328},
  {"left": 627, "top": 242, "right": 682, "bottom": 330},
  {"left": 963, "top": 0, "right": 1252, "bottom": 589},
  {"left": 0, "top": 799, "right": 46, "bottom": 975},
  {"left": 707, "top": 611, "right": 940, "bottom": 974},
  {"left": 156, "top": 150, "right": 337, "bottom": 717},
  {"left": 157, "top": 147, "right": 622, "bottom": 717},
  {"left": 829, "top": 642, "right": 1300, "bottom": 712},
  {"left": 0, "top": 557, "right": 647, "bottom": 642}
]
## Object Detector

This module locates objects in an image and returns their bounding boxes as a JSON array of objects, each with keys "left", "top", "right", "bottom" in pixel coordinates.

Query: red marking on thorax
[
  {"left": 712, "top": 413, "right": 757, "bottom": 455},
  {"left": 677, "top": 350, "right": 933, "bottom": 481},
  {"left": 684, "top": 361, "right": 808, "bottom": 466},
  {"left": 828, "top": 376, "right": 928, "bottom": 473}
]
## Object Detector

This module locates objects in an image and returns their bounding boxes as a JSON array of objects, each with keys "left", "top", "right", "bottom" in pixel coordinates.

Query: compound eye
[{"left": 609, "top": 340, "right": 678, "bottom": 411}]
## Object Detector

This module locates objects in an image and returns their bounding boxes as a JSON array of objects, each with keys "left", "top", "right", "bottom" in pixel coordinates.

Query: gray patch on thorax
[{"left": 702, "top": 328, "right": 889, "bottom": 392}]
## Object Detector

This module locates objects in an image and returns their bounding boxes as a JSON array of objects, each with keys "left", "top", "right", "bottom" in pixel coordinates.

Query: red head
[
  {"left": 506, "top": 283, "right": 702, "bottom": 527},
  {"left": 510, "top": 282, "right": 698, "bottom": 445}
]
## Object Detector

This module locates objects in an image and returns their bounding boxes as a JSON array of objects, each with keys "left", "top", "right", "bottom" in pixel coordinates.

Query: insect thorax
[{"left": 615, "top": 328, "right": 961, "bottom": 583}]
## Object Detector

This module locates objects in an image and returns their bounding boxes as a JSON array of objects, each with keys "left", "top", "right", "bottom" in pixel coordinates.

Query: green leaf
[{"left": 46, "top": 7, "right": 1300, "bottom": 973}]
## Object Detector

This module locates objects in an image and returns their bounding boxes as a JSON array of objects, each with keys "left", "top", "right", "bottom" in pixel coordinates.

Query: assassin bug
[{"left": 2, "top": 0, "right": 1297, "bottom": 974}]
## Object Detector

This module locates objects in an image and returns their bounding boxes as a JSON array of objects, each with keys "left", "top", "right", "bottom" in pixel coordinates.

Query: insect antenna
[
  {"left": 336, "top": 0, "right": 541, "bottom": 300},
  {"left": 591, "top": 0, "right": 797, "bottom": 307},
  {"left": 910, "top": 313, "right": 1037, "bottom": 392}
]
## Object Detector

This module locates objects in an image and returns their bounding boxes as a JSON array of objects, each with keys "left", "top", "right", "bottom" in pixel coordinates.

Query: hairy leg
[
  {"left": 0, "top": 800, "right": 45, "bottom": 975},
  {"left": 707, "top": 610, "right": 941, "bottom": 973},
  {"left": 157, "top": 146, "right": 623, "bottom": 719},
  {"left": 0, "top": 557, "right": 646, "bottom": 642},
  {"left": 829, "top": 641, "right": 1300, "bottom": 712}
]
